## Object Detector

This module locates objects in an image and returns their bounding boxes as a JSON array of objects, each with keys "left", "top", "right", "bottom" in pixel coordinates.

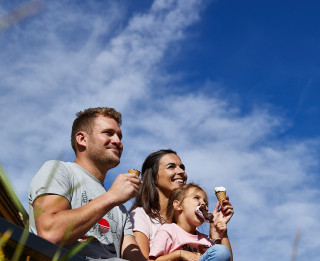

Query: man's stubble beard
[{"left": 88, "top": 144, "right": 122, "bottom": 170}]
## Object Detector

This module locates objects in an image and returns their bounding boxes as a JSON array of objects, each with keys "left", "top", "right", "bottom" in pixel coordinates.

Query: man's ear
[
  {"left": 75, "top": 131, "right": 87, "bottom": 149},
  {"left": 173, "top": 200, "right": 182, "bottom": 211}
]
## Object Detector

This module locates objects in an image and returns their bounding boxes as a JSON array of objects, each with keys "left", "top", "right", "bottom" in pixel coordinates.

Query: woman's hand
[
  {"left": 214, "top": 220, "right": 228, "bottom": 238},
  {"left": 212, "top": 195, "right": 234, "bottom": 224},
  {"left": 152, "top": 250, "right": 201, "bottom": 261},
  {"left": 210, "top": 195, "right": 234, "bottom": 239},
  {"left": 180, "top": 250, "right": 202, "bottom": 261}
]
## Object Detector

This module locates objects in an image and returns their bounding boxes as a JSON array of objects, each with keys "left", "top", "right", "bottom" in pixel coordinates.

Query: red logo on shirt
[{"left": 98, "top": 218, "right": 110, "bottom": 233}]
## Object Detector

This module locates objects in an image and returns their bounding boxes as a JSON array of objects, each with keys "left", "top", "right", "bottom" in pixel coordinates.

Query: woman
[{"left": 129, "top": 149, "right": 233, "bottom": 259}]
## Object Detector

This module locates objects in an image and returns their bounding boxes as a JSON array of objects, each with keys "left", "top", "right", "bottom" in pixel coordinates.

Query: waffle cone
[
  {"left": 128, "top": 169, "right": 140, "bottom": 177},
  {"left": 215, "top": 191, "right": 226, "bottom": 206}
]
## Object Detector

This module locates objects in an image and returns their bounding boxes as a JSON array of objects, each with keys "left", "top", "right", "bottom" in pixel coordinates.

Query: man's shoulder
[
  {"left": 31, "top": 160, "right": 76, "bottom": 184},
  {"left": 38, "top": 160, "right": 79, "bottom": 174},
  {"left": 41, "top": 160, "right": 71, "bottom": 168}
]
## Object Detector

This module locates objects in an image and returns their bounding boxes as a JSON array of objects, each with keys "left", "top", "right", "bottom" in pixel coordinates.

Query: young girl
[{"left": 149, "top": 184, "right": 232, "bottom": 261}]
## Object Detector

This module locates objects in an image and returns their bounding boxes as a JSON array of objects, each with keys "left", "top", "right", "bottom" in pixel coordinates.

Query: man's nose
[{"left": 112, "top": 134, "right": 122, "bottom": 144}]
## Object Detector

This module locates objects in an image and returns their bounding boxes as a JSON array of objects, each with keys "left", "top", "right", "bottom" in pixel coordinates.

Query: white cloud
[
  {"left": 0, "top": 0, "right": 319, "bottom": 260},
  {"left": 123, "top": 92, "right": 320, "bottom": 260},
  {"left": 0, "top": 0, "right": 207, "bottom": 225}
]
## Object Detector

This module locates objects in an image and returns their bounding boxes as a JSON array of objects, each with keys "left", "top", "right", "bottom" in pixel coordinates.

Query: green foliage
[
  {"left": 11, "top": 223, "right": 29, "bottom": 261},
  {"left": 0, "top": 230, "right": 12, "bottom": 261},
  {"left": 0, "top": 166, "right": 28, "bottom": 227}
]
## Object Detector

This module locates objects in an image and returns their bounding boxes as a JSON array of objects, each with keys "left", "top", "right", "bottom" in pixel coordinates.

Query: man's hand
[{"left": 107, "top": 173, "right": 142, "bottom": 206}]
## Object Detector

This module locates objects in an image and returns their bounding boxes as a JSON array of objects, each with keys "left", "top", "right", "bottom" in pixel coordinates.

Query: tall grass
[
  {"left": 0, "top": 230, "right": 12, "bottom": 261},
  {"left": 291, "top": 230, "right": 301, "bottom": 261}
]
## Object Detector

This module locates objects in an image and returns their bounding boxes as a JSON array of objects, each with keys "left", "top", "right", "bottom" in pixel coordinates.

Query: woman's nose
[{"left": 177, "top": 166, "right": 185, "bottom": 174}]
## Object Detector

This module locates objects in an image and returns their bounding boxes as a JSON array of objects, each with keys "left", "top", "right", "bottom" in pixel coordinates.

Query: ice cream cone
[
  {"left": 214, "top": 186, "right": 226, "bottom": 206},
  {"left": 215, "top": 191, "right": 226, "bottom": 206},
  {"left": 128, "top": 169, "right": 140, "bottom": 178}
]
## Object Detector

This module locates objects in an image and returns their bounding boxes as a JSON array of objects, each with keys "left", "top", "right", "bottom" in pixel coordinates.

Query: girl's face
[
  {"left": 179, "top": 187, "right": 208, "bottom": 228},
  {"left": 156, "top": 153, "right": 187, "bottom": 198}
]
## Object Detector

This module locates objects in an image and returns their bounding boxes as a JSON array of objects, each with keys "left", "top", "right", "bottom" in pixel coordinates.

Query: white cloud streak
[{"left": 0, "top": 0, "right": 319, "bottom": 260}]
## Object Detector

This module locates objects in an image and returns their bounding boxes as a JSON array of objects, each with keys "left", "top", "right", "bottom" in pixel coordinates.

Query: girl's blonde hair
[{"left": 166, "top": 183, "right": 207, "bottom": 223}]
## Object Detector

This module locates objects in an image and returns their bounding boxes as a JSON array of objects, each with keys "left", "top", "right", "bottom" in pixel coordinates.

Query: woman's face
[{"left": 156, "top": 153, "right": 187, "bottom": 197}]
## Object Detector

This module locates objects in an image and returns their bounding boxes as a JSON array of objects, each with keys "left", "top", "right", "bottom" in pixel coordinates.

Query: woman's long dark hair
[{"left": 129, "top": 149, "right": 177, "bottom": 223}]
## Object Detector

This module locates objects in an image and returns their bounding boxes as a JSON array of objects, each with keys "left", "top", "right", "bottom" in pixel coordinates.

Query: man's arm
[
  {"left": 121, "top": 235, "right": 147, "bottom": 261},
  {"left": 34, "top": 192, "right": 116, "bottom": 244},
  {"left": 34, "top": 173, "right": 141, "bottom": 245}
]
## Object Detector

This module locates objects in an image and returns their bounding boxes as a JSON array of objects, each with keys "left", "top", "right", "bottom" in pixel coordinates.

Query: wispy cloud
[{"left": 0, "top": 1, "right": 319, "bottom": 260}]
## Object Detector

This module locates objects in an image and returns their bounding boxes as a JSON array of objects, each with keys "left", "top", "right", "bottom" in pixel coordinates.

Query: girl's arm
[{"left": 150, "top": 250, "right": 201, "bottom": 261}]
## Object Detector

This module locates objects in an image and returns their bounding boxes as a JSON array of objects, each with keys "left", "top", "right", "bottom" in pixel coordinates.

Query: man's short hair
[{"left": 71, "top": 107, "right": 122, "bottom": 153}]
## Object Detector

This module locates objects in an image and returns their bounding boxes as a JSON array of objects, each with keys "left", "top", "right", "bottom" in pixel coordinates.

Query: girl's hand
[{"left": 180, "top": 250, "right": 202, "bottom": 261}]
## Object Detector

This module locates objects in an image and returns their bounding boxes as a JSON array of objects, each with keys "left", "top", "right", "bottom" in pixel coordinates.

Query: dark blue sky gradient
[{"left": 166, "top": 0, "right": 320, "bottom": 139}]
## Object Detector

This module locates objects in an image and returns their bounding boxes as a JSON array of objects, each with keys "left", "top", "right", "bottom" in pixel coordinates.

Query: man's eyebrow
[{"left": 101, "top": 128, "right": 122, "bottom": 138}]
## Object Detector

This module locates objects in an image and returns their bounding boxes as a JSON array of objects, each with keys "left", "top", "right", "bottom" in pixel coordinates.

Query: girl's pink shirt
[{"left": 149, "top": 223, "right": 214, "bottom": 258}]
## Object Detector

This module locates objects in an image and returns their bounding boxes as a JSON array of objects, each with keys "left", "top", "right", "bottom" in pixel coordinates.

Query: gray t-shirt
[{"left": 29, "top": 160, "right": 134, "bottom": 259}]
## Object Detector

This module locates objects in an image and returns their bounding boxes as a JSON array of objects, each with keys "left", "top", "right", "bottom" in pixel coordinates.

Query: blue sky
[{"left": 0, "top": 0, "right": 319, "bottom": 260}]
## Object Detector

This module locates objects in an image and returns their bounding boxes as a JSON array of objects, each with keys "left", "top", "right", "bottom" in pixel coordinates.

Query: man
[{"left": 29, "top": 107, "right": 146, "bottom": 260}]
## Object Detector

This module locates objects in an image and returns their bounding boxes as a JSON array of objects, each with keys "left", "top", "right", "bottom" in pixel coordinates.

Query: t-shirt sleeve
[
  {"left": 149, "top": 227, "right": 173, "bottom": 258},
  {"left": 130, "top": 207, "right": 152, "bottom": 239},
  {"left": 119, "top": 205, "right": 134, "bottom": 237},
  {"left": 29, "top": 160, "right": 72, "bottom": 204}
]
